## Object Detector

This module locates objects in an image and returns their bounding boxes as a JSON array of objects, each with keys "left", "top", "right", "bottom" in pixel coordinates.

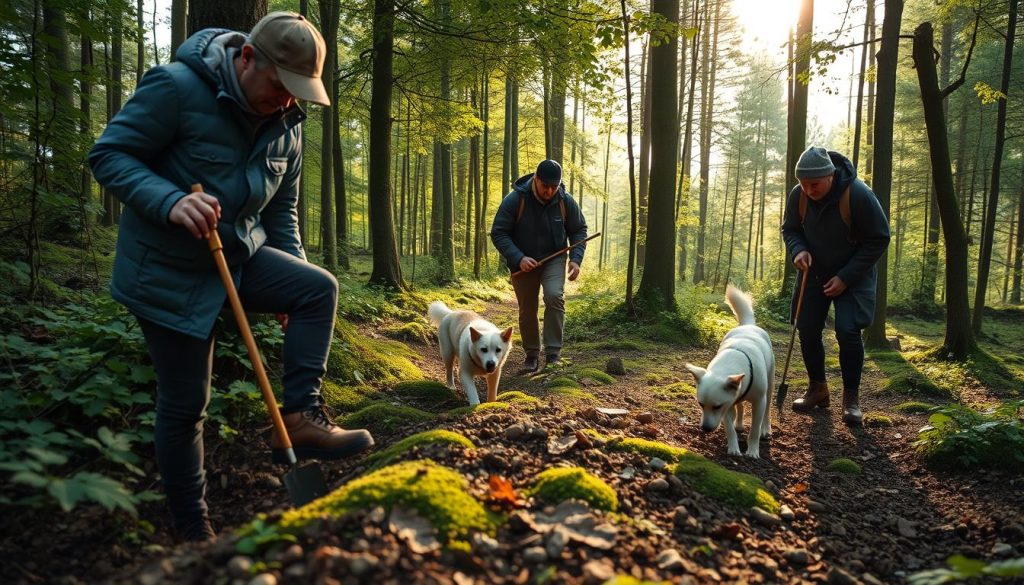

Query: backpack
[
  {"left": 799, "top": 184, "right": 855, "bottom": 241},
  {"left": 516, "top": 190, "right": 567, "bottom": 224}
]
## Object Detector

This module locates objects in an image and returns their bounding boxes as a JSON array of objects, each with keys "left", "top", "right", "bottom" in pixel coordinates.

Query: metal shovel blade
[
  {"left": 283, "top": 462, "right": 329, "bottom": 507},
  {"left": 776, "top": 382, "right": 789, "bottom": 413}
]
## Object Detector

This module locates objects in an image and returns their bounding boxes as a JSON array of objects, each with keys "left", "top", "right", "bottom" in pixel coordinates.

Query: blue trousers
[
  {"left": 793, "top": 270, "right": 876, "bottom": 391},
  {"left": 136, "top": 245, "right": 338, "bottom": 531}
]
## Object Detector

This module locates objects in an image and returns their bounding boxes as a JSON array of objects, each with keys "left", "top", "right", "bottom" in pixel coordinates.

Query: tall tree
[
  {"left": 188, "top": 0, "right": 266, "bottom": 34},
  {"left": 368, "top": 0, "right": 404, "bottom": 288},
  {"left": 864, "top": 0, "right": 904, "bottom": 348},
  {"left": 971, "top": 0, "right": 1017, "bottom": 333},
  {"left": 781, "top": 0, "right": 814, "bottom": 292},
  {"left": 436, "top": 0, "right": 455, "bottom": 283},
  {"left": 318, "top": 0, "right": 339, "bottom": 270},
  {"left": 621, "top": 0, "right": 638, "bottom": 312},
  {"left": 636, "top": 0, "right": 679, "bottom": 309},
  {"left": 693, "top": 0, "right": 719, "bottom": 283},
  {"left": 171, "top": 0, "right": 187, "bottom": 58},
  {"left": 911, "top": 20, "right": 976, "bottom": 359}
]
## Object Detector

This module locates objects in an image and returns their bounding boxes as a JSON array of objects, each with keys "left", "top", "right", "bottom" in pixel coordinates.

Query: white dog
[
  {"left": 428, "top": 301, "right": 513, "bottom": 405},
  {"left": 684, "top": 285, "right": 775, "bottom": 458}
]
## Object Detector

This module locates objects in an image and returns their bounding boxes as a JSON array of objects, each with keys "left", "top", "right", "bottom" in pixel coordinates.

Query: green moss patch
[
  {"left": 339, "top": 403, "right": 434, "bottom": 433},
  {"left": 364, "top": 430, "right": 475, "bottom": 470},
  {"left": 863, "top": 412, "right": 894, "bottom": 427},
  {"left": 321, "top": 381, "right": 381, "bottom": 413},
  {"left": 606, "top": 436, "right": 691, "bottom": 463},
  {"left": 674, "top": 457, "right": 780, "bottom": 514},
  {"left": 528, "top": 467, "right": 618, "bottom": 512},
  {"left": 327, "top": 320, "right": 423, "bottom": 385},
  {"left": 825, "top": 458, "right": 863, "bottom": 475},
  {"left": 871, "top": 350, "right": 948, "bottom": 398},
  {"left": 652, "top": 382, "right": 696, "bottom": 398},
  {"left": 391, "top": 379, "right": 461, "bottom": 410},
  {"left": 654, "top": 401, "right": 687, "bottom": 415},
  {"left": 575, "top": 368, "right": 615, "bottom": 385},
  {"left": 495, "top": 390, "right": 541, "bottom": 404},
  {"left": 894, "top": 401, "right": 937, "bottom": 414},
  {"left": 546, "top": 387, "right": 596, "bottom": 400},
  {"left": 383, "top": 321, "right": 432, "bottom": 343},
  {"left": 278, "top": 460, "right": 497, "bottom": 542},
  {"left": 546, "top": 377, "right": 581, "bottom": 389},
  {"left": 443, "top": 402, "right": 512, "bottom": 417}
]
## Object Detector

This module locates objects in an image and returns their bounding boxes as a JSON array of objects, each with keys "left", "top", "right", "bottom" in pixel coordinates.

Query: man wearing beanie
[
  {"left": 491, "top": 160, "right": 589, "bottom": 373},
  {"left": 781, "top": 147, "right": 890, "bottom": 425},
  {"left": 89, "top": 12, "right": 373, "bottom": 542}
]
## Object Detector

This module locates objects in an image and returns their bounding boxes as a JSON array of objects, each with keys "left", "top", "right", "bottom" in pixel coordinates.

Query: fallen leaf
[
  {"left": 488, "top": 474, "right": 521, "bottom": 507},
  {"left": 712, "top": 522, "right": 743, "bottom": 540},
  {"left": 792, "top": 482, "right": 808, "bottom": 494},
  {"left": 547, "top": 434, "right": 578, "bottom": 455}
]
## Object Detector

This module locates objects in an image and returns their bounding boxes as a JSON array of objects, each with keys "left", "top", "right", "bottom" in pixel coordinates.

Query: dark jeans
[
  {"left": 511, "top": 255, "right": 567, "bottom": 357},
  {"left": 793, "top": 270, "right": 876, "bottom": 391},
  {"left": 137, "top": 245, "right": 338, "bottom": 531}
]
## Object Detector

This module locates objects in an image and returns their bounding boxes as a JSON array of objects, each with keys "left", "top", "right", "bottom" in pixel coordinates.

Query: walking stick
[
  {"left": 509, "top": 232, "right": 602, "bottom": 279},
  {"left": 776, "top": 268, "right": 810, "bottom": 417},
  {"left": 194, "top": 184, "right": 328, "bottom": 507}
]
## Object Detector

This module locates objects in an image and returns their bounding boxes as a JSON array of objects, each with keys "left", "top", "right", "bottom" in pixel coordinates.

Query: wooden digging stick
[{"left": 509, "top": 232, "right": 602, "bottom": 279}]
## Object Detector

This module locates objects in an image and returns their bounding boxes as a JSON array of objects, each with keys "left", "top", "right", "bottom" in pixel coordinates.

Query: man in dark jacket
[
  {"left": 781, "top": 147, "right": 891, "bottom": 425},
  {"left": 491, "top": 160, "right": 588, "bottom": 373},
  {"left": 89, "top": 13, "right": 373, "bottom": 542}
]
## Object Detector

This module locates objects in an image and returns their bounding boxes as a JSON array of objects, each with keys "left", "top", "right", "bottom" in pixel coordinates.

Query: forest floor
[{"left": 4, "top": 277, "right": 1024, "bottom": 585}]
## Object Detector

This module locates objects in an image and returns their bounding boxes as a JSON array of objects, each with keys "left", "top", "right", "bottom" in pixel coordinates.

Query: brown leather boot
[
  {"left": 517, "top": 354, "right": 540, "bottom": 375},
  {"left": 272, "top": 405, "right": 374, "bottom": 464},
  {"left": 842, "top": 388, "right": 863, "bottom": 425},
  {"left": 792, "top": 380, "right": 830, "bottom": 412}
]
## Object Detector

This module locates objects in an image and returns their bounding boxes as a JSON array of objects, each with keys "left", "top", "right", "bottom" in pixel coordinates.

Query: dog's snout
[
  {"left": 485, "top": 361, "right": 496, "bottom": 372},
  {"left": 700, "top": 422, "right": 716, "bottom": 433}
]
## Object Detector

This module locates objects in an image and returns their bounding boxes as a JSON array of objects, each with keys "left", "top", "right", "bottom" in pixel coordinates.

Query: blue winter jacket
[
  {"left": 89, "top": 29, "right": 306, "bottom": 338},
  {"left": 781, "top": 151, "right": 891, "bottom": 291},
  {"left": 490, "top": 174, "right": 588, "bottom": 271}
]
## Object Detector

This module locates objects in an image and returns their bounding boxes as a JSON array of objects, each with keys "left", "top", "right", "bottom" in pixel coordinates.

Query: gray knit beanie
[{"left": 795, "top": 147, "right": 836, "bottom": 179}]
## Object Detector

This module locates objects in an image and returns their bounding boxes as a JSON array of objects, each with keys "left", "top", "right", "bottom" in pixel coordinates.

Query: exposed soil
[{"left": 3, "top": 294, "right": 1023, "bottom": 585}]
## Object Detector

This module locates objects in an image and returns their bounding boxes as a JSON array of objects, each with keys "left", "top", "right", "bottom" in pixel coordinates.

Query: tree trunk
[
  {"left": 367, "top": 0, "right": 404, "bottom": 288},
  {"left": 1012, "top": 173, "right": 1024, "bottom": 303},
  {"left": 638, "top": 40, "right": 653, "bottom": 267},
  {"left": 781, "top": 0, "right": 813, "bottom": 293},
  {"left": 693, "top": 0, "right": 719, "bottom": 284},
  {"left": 318, "top": 0, "right": 338, "bottom": 270},
  {"left": 851, "top": 0, "right": 872, "bottom": 169},
  {"left": 864, "top": 0, "right": 903, "bottom": 348},
  {"left": 912, "top": 21, "right": 974, "bottom": 359},
  {"left": 636, "top": 0, "right": 679, "bottom": 310},
  {"left": 620, "top": 0, "right": 638, "bottom": 313},
  {"left": 104, "top": 13, "right": 124, "bottom": 225},
  {"left": 333, "top": 81, "right": 349, "bottom": 270},
  {"left": 171, "top": 0, "right": 187, "bottom": 59},
  {"left": 80, "top": 4, "right": 94, "bottom": 210},
  {"left": 676, "top": 0, "right": 700, "bottom": 282},
  {"left": 188, "top": 0, "right": 266, "bottom": 34},
  {"left": 971, "top": 0, "right": 1017, "bottom": 333}
]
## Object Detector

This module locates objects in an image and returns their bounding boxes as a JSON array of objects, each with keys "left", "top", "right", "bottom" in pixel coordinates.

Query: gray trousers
[{"left": 511, "top": 255, "right": 566, "bottom": 356}]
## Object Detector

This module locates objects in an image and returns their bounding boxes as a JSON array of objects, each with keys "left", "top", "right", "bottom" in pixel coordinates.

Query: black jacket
[{"left": 490, "top": 174, "right": 588, "bottom": 271}]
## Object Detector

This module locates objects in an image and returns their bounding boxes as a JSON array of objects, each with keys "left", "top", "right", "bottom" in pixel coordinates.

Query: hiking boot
[
  {"left": 842, "top": 388, "right": 863, "bottom": 425},
  {"left": 272, "top": 404, "right": 374, "bottom": 464},
  {"left": 546, "top": 353, "right": 561, "bottom": 366},
  {"left": 179, "top": 516, "right": 216, "bottom": 543},
  {"left": 792, "top": 380, "right": 830, "bottom": 412},
  {"left": 517, "top": 354, "right": 540, "bottom": 375}
]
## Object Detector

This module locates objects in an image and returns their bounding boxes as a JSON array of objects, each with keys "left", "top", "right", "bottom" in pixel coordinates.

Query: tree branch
[{"left": 940, "top": 11, "right": 981, "bottom": 100}]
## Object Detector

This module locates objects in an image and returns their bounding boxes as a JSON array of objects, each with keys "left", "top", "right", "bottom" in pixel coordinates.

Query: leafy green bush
[
  {"left": 913, "top": 401, "right": 1024, "bottom": 472},
  {"left": 908, "top": 555, "right": 1024, "bottom": 585}
]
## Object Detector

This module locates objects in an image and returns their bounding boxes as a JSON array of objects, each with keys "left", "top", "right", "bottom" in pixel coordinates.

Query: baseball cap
[
  {"left": 249, "top": 12, "right": 330, "bottom": 106},
  {"left": 535, "top": 159, "right": 562, "bottom": 187}
]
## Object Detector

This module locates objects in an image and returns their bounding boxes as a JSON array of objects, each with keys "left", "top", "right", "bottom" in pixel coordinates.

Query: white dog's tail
[
  {"left": 725, "top": 284, "right": 756, "bottom": 326},
  {"left": 427, "top": 300, "right": 452, "bottom": 325}
]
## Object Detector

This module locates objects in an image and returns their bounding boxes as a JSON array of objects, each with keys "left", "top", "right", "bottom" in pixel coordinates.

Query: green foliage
[
  {"left": 391, "top": 379, "right": 462, "bottom": 411},
  {"left": 908, "top": 555, "right": 1024, "bottom": 585},
  {"left": 825, "top": 458, "right": 863, "bottom": 475},
  {"left": 235, "top": 515, "right": 298, "bottom": 555},
  {"left": 363, "top": 430, "right": 475, "bottom": 470},
  {"left": 575, "top": 368, "right": 615, "bottom": 385},
  {"left": 320, "top": 381, "right": 381, "bottom": 413},
  {"left": 327, "top": 320, "right": 423, "bottom": 385},
  {"left": 863, "top": 413, "right": 894, "bottom": 427},
  {"left": 547, "top": 377, "right": 582, "bottom": 389},
  {"left": 674, "top": 457, "right": 780, "bottom": 514},
  {"left": 494, "top": 391, "right": 541, "bottom": 404},
  {"left": 339, "top": 403, "right": 435, "bottom": 433},
  {"left": 870, "top": 350, "right": 950, "bottom": 398},
  {"left": 605, "top": 436, "right": 691, "bottom": 463},
  {"left": 973, "top": 81, "right": 1007, "bottom": 105},
  {"left": 651, "top": 381, "right": 697, "bottom": 398},
  {"left": 278, "top": 460, "right": 499, "bottom": 543},
  {"left": 912, "top": 401, "right": 1024, "bottom": 472},
  {"left": 528, "top": 467, "right": 618, "bottom": 512}
]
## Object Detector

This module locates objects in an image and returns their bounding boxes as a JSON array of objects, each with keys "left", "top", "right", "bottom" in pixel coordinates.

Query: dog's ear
[
  {"left": 726, "top": 374, "right": 745, "bottom": 390},
  {"left": 500, "top": 326, "right": 514, "bottom": 342},
  {"left": 684, "top": 364, "right": 706, "bottom": 382},
  {"left": 469, "top": 327, "right": 482, "bottom": 343}
]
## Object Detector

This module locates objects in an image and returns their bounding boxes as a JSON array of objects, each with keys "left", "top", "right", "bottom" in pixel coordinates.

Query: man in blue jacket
[
  {"left": 89, "top": 12, "right": 373, "bottom": 541},
  {"left": 491, "top": 160, "right": 588, "bottom": 373},
  {"left": 781, "top": 147, "right": 891, "bottom": 425}
]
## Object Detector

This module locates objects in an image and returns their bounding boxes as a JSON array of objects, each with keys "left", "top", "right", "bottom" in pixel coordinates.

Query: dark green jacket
[
  {"left": 490, "top": 174, "right": 588, "bottom": 271},
  {"left": 89, "top": 29, "right": 306, "bottom": 338}
]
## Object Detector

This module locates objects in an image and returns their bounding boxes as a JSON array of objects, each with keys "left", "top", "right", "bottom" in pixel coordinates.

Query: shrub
[{"left": 913, "top": 401, "right": 1024, "bottom": 472}]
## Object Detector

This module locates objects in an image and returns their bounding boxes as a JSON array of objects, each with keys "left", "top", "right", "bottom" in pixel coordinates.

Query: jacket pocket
[{"left": 134, "top": 241, "right": 203, "bottom": 314}]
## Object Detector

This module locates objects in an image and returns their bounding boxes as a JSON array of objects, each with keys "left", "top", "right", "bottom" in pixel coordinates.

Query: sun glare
[{"left": 730, "top": 0, "right": 801, "bottom": 53}]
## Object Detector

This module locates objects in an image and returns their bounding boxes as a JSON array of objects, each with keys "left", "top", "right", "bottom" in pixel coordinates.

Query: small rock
[
  {"left": 832, "top": 523, "right": 848, "bottom": 537},
  {"left": 779, "top": 505, "right": 795, "bottom": 521},
  {"left": 636, "top": 412, "right": 654, "bottom": 424},
  {"left": 348, "top": 553, "right": 379, "bottom": 577},
  {"left": 505, "top": 424, "right": 526, "bottom": 440},
  {"left": 784, "top": 548, "right": 811, "bottom": 565},
  {"left": 609, "top": 417, "right": 629, "bottom": 429},
  {"left": 545, "top": 527, "right": 568, "bottom": 558},
  {"left": 254, "top": 473, "right": 282, "bottom": 489},
  {"left": 283, "top": 564, "right": 306, "bottom": 580},
  {"left": 606, "top": 358, "right": 626, "bottom": 375},
  {"left": 749, "top": 506, "right": 781, "bottom": 527},
  {"left": 765, "top": 480, "right": 777, "bottom": 491},
  {"left": 582, "top": 560, "right": 615, "bottom": 584},
  {"left": 247, "top": 575, "right": 277, "bottom": 585},
  {"left": 278, "top": 544, "right": 303, "bottom": 565},
  {"left": 808, "top": 500, "right": 827, "bottom": 513},
  {"left": 657, "top": 548, "right": 685, "bottom": 571},
  {"left": 472, "top": 533, "right": 500, "bottom": 555},
  {"left": 896, "top": 517, "right": 918, "bottom": 538},
  {"left": 227, "top": 556, "right": 253, "bottom": 579},
  {"left": 667, "top": 474, "right": 683, "bottom": 491},
  {"left": 531, "top": 426, "right": 549, "bottom": 440},
  {"left": 673, "top": 506, "right": 690, "bottom": 526},
  {"left": 648, "top": 457, "right": 668, "bottom": 470},
  {"left": 575, "top": 430, "right": 594, "bottom": 449},
  {"left": 751, "top": 555, "right": 779, "bottom": 574},
  {"left": 646, "top": 478, "right": 670, "bottom": 493},
  {"left": 482, "top": 451, "right": 508, "bottom": 469},
  {"left": 827, "top": 566, "right": 861, "bottom": 585},
  {"left": 619, "top": 465, "right": 636, "bottom": 480},
  {"left": 547, "top": 434, "right": 578, "bottom": 455},
  {"left": 523, "top": 546, "right": 548, "bottom": 563},
  {"left": 993, "top": 542, "right": 1014, "bottom": 556},
  {"left": 862, "top": 574, "right": 885, "bottom": 585}
]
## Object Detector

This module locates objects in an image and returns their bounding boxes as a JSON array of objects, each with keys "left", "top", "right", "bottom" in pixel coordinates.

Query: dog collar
[
  {"left": 468, "top": 348, "right": 485, "bottom": 371},
  {"left": 726, "top": 347, "right": 756, "bottom": 402}
]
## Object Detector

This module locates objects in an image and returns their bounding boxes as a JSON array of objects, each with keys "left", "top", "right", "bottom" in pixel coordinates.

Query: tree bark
[
  {"left": 620, "top": 0, "right": 638, "bottom": 312},
  {"left": 171, "top": 0, "right": 187, "bottom": 59},
  {"left": 781, "top": 0, "right": 813, "bottom": 293},
  {"left": 188, "top": 0, "right": 266, "bottom": 34},
  {"left": 318, "top": 0, "right": 338, "bottom": 270},
  {"left": 693, "top": 0, "right": 719, "bottom": 284}
]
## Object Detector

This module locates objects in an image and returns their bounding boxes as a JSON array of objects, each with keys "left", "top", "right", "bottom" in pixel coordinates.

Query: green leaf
[
  {"left": 985, "top": 557, "right": 1024, "bottom": 577},
  {"left": 946, "top": 554, "right": 986, "bottom": 576},
  {"left": 12, "top": 470, "right": 50, "bottom": 488},
  {"left": 26, "top": 446, "right": 68, "bottom": 466}
]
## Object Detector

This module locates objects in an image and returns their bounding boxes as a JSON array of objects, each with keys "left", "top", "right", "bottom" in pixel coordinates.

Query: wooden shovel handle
[
  {"left": 509, "top": 232, "right": 602, "bottom": 279},
  {"left": 193, "top": 184, "right": 292, "bottom": 452}
]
